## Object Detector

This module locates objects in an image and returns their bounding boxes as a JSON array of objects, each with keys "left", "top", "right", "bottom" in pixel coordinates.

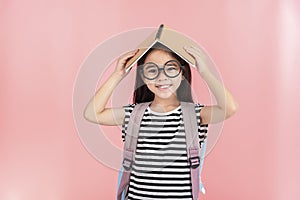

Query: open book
[{"left": 125, "top": 24, "right": 200, "bottom": 72}]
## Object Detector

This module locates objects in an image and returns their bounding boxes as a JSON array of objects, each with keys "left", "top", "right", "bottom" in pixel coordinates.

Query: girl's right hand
[{"left": 114, "top": 49, "right": 139, "bottom": 77}]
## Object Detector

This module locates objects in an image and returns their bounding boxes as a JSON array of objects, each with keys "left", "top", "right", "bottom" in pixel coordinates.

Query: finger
[
  {"left": 190, "top": 46, "right": 207, "bottom": 58},
  {"left": 185, "top": 46, "right": 204, "bottom": 54},
  {"left": 184, "top": 48, "right": 196, "bottom": 58},
  {"left": 184, "top": 46, "right": 201, "bottom": 59},
  {"left": 124, "top": 49, "right": 139, "bottom": 58},
  {"left": 118, "top": 49, "right": 139, "bottom": 64}
]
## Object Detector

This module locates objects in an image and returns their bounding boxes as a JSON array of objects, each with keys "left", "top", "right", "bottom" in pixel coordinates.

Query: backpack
[{"left": 117, "top": 101, "right": 208, "bottom": 200}]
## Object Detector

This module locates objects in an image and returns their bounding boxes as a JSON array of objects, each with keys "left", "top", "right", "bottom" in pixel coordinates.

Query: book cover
[{"left": 125, "top": 24, "right": 200, "bottom": 72}]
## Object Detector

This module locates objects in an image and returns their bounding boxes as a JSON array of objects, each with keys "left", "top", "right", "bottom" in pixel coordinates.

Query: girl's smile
[{"left": 155, "top": 83, "right": 172, "bottom": 90}]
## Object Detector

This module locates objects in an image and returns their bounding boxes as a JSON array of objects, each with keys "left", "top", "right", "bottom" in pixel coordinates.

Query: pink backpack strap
[
  {"left": 181, "top": 101, "right": 200, "bottom": 200},
  {"left": 117, "top": 102, "right": 150, "bottom": 200}
]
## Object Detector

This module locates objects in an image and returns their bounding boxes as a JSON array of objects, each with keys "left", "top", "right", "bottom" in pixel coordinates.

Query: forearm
[{"left": 84, "top": 72, "right": 123, "bottom": 117}]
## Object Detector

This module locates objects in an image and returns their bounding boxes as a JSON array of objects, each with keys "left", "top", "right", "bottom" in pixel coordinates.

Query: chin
[{"left": 154, "top": 90, "right": 177, "bottom": 100}]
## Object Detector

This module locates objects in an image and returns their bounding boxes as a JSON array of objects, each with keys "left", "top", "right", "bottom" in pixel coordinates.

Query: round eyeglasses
[{"left": 140, "top": 60, "right": 183, "bottom": 80}]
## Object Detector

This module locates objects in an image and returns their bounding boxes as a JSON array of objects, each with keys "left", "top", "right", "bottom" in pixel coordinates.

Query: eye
[
  {"left": 166, "top": 66, "right": 177, "bottom": 71},
  {"left": 165, "top": 62, "right": 180, "bottom": 71},
  {"left": 147, "top": 68, "right": 157, "bottom": 73},
  {"left": 144, "top": 63, "right": 158, "bottom": 74}
]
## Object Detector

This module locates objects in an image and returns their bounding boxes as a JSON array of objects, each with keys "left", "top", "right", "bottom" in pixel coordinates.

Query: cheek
[
  {"left": 143, "top": 79, "right": 155, "bottom": 89},
  {"left": 146, "top": 82, "right": 156, "bottom": 92},
  {"left": 173, "top": 79, "right": 182, "bottom": 90},
  {"left": 174, "top": 75, "right": 184, "bottom": 87}
]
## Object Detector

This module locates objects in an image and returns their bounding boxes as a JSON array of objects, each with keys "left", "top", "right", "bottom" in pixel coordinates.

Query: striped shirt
[{"left": 122, "top": 103, "right": 208, "bottom": 200}]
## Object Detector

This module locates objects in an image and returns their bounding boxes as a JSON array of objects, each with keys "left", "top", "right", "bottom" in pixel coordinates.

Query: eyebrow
[
  {"left": 144, "top": 63, "right": 157, "bottom": 70},
  {"left": 144, "top": 60, "right": 178, "bottom": 67}
]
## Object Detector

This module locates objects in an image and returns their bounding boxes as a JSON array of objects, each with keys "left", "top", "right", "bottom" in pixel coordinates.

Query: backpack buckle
[
  {"left": 189, "top": 156, "right": 200, "bottom": 169},
  {"left": 122, "top": 158, "right": 133, "bottom": 170}
]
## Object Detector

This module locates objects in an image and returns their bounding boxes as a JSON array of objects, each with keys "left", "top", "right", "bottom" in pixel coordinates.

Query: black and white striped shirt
[{"left": 122, "top": 103, "right": 208, "bottom": 200}]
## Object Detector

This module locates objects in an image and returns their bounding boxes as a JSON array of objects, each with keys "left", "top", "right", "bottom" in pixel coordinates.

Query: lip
[{"left": 155, "top": 84, "right": 172, "bottom": 90}]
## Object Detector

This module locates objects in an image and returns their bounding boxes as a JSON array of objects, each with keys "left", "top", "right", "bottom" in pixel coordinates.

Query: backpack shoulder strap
[
  {"left": 124, "top": 102, "right": 150, "bottom": 161},
  {"left": 181, "top": 102, "right": 199, "bottom": 151},
  {"left": 181, "top": 101, "right": 201, "bottom": 200},
  {"left": 117, "top": 102, "right": 150, "bottom": 200}
]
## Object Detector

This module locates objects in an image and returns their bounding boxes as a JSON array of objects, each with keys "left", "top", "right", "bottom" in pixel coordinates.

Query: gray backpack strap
[
  {"left": 123, "top": 102, "right": 150, "bottom": 169},
  {"left": 181, "top": 101, "right": 200, "bottom": 200},
  {"left": 117, "top": 102, "right": 150, "bottom": 200}
]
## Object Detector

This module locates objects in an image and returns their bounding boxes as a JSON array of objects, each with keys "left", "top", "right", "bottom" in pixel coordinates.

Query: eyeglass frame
[{"left": 139, "top": 60, "right": 184, "bottom": 80}]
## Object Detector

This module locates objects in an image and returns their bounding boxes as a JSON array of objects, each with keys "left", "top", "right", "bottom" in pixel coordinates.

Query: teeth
[{"left": 158, "top": 85, "right": 170, "bottom": 89}]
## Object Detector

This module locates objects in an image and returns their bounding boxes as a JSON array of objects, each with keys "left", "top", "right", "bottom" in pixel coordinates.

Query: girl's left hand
[{"left": 184, "top": 46, "right": 211, "bottom": 76}]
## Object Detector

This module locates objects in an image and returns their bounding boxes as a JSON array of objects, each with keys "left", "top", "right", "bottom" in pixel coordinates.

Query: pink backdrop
[{"left": 1, "top": 0, "right": 300, "bottom": 199}]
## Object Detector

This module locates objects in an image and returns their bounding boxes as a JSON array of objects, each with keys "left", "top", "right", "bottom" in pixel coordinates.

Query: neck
[{"left": 150, "top": 95, "right": 180, "bottom": 112}]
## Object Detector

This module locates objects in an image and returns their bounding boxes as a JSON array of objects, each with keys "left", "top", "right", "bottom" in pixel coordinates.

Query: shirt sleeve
[
  {"left": 121, "top": 104, "right": 136, "bottom": 142},
  {"left": 195, "top": 103, "right": 209, "bottom": 148}
]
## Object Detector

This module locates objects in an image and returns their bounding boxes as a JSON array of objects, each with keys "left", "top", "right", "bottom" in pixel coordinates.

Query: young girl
[{"left": 84, "top": 43, "right": 238, "bottom": 199}]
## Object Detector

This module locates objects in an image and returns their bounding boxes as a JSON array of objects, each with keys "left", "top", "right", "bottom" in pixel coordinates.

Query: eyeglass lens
[{"left": 142, "top": 60, "right": 182, "bottom": 80}]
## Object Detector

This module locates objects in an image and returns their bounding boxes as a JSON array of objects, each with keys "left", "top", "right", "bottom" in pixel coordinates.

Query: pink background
[{"left": 1, "top": 0, "right": 300, "bottom": 199}]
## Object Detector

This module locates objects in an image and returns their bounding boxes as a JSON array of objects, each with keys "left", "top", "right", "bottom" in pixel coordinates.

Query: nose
[{"left": 157, "top": 68, "right": 168, "bottom": 81}]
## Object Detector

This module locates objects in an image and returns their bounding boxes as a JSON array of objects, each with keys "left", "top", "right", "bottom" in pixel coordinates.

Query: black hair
[{"left": 133, "top": 43, "right": 193, "bottom": 103}]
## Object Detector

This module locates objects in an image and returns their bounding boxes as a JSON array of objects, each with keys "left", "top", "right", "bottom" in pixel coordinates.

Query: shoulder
[
  {"left": 194, "top": 103, "right": 208, "bottom": 125},
  {"left": 123, "top": 104, "right": 136, "bottom": 113},
  {"left": 180, "top": 102, "right": 206, "bottom": 116},
  {"left": 123, "top": 102, "right": 153, "bottom": 114},
  {"left": 122, "top": 104, "right": 136, "bottom": 142},
  {"left": 122, "top": 104, "right": 136, "bottom": 127},
  {"left": 194, "top": 103, "right": 205, "bottom": 110}
]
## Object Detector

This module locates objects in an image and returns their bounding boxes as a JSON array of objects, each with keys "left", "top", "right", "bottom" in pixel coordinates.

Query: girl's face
[{"left": 141, "top": 49, "right": 184, "bottom": 101}]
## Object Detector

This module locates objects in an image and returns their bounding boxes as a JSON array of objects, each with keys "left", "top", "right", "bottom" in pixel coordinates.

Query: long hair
[{"left": 133, "top": 43, "right": 193, "bottom": 104}]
